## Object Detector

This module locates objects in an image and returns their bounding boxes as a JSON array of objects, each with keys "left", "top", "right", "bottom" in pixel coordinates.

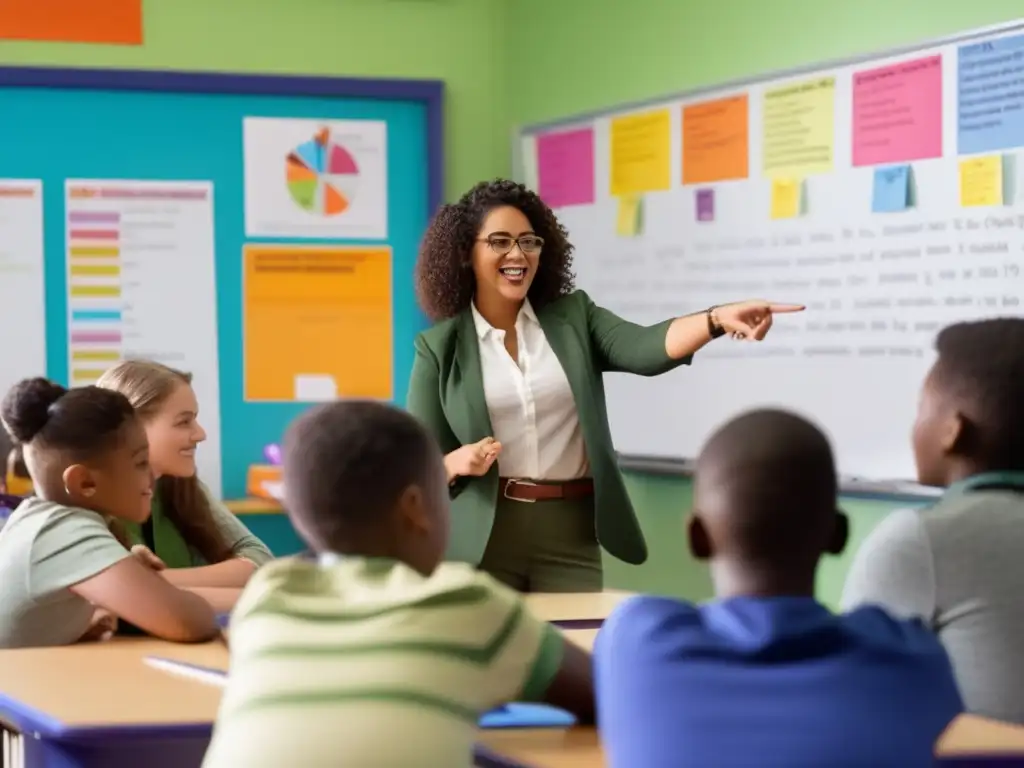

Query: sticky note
[
  {"left": 770, "top": 178, "right": 801, "bottom": 219},
  {"left": 872, "top": 165, "right": 911, "bottom": 212},
  {"left": 696, "top": 188, "right": 714, "bottom": 222},
  {"left": 610, "top": 110, "right": 672, "bottom": 195},
  {"left": 616, "top": 195, "right": 641, "bottom": 236},
  {"left": 959, "top": 155, "right": 1003, "bottom": 207}
]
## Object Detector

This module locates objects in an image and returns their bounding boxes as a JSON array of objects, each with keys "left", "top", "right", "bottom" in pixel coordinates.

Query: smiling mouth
[{"left": 499, "top": 266, "right": 527, "bottom": 283}]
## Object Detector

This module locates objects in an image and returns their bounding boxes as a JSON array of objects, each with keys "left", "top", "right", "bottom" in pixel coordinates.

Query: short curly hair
[
  {"left": 415, "top": 179, "right": 576, "bottom": 321},
  {"left": 932, "top": 318, "right": 1024, "bottom": 469}
]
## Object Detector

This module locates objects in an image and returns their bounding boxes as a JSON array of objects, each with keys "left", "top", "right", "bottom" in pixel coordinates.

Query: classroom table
[
  {"left": 0, "top": 638, "right": 226, "bottom": 768},
  {"left": 522, "top": 591, "right": 632, "bottom": 629}
]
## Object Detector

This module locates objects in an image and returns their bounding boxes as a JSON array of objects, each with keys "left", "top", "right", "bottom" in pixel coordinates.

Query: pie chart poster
[{"left": 243, "top": 116, "right": 387, "bottom": 240}]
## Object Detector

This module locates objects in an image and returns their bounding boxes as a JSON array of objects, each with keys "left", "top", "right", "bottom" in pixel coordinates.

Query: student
[
  {"left": 202, "top": 399, "right": 593, "bottom": 768},
  {"left": 96, "top": 360, "right": 272, "bottom": 587},
  {"left": 595, "top": 410, "right": 963, "bottom": 768},
  {"left": 843, "top": 318, "right": 1024, "bottom": 724},
  {"left": 0, "top": 377, "right": 219, "bottom": 647}
]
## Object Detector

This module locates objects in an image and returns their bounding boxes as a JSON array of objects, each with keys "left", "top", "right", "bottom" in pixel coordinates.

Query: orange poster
[
  {"left": 243, "top": 245, "right": 392, "bottom": 402},
  {"left": 682, "top": 95, "right": 749, "bottom": 185},
  {"left": 0, "top": 0, "right": 142, "bottom": 45}
]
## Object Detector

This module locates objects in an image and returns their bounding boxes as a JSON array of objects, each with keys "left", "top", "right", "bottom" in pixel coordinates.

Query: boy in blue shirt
[{"left": 595, "top": 409, "right": 963, "bottom": 768}]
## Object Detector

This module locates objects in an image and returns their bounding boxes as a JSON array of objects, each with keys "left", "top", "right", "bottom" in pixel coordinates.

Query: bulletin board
[
  {"left": 514, "top": 19, "right": 1024, "bottom": 491},
  {"left": 0, "top": 67, "right": 443, "bottom": 498}
]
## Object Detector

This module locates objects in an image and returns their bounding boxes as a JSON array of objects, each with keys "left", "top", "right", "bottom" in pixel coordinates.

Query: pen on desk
[{"left": 144, "top": 656, "right": 228, "bottom": 687}]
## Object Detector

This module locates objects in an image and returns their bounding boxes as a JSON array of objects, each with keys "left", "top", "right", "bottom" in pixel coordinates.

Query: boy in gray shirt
[{"left": 842, "top": 318, "right": 1024, "bottom": 724}]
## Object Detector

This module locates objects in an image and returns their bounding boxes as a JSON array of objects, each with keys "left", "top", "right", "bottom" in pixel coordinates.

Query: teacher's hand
[
  {"left": 445, "top": 437, "right": 502, "bottom": 482},
  {"left": 715, "top": 300, "right": 805, "bottom": 341}
]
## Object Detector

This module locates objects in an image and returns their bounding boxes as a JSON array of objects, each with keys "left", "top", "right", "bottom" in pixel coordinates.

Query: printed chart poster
[
  {"left": 852, "top": 55, "right": 942, "bottom": 167},
  {"left": 65, "top": 180, "right": 223, "bottom": 497},
  {"left": 243, "top": 117, "right": 388, "bottom": 240},
  {"left": 243, "top": 245, "right": 393, "bottom": 403},
  {"left": 762, "top": 77, "right": 835, "bottom": 177},
  {"left": 958, "top": 33, "right": 1024, "bottom": 155},
  {"left": 0, "top": 180, "right": 46, "bottom": 397}
]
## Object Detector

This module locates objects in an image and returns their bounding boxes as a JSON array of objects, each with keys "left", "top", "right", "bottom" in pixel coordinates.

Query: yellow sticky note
[
  {"left": 762, "top": 77, "right": 835, "bottom": 177},
  {"left": 616, "top": 195, "right": 641, "bottom": 236},
  {"left": 959, "top": 155, "right": 1003, "bottom": 207},
  {"left": 610, "top": 109, "right": 671, "bottom": 196},
  {"left": 770, "top": 178, "right": 801, "bottom": 219}
]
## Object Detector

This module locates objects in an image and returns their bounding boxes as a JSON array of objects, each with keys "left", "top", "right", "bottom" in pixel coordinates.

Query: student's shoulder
[
  {"left": 596, "top": 595, "right": 702, "bottom": 657},
  {"left": 10, "top": 497, "right": 109, "bottom": 533},
  {"left": 841, "top": 604, "right": 950, "bottom": 662}
]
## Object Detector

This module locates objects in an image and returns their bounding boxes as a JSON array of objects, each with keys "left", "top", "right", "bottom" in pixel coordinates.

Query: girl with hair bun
[{"left": 0, "top": 377, "right": 220, "bottom": 648}]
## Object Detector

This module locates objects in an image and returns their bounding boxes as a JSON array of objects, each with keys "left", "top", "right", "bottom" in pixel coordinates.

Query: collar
[
  {"left": 946, "top": 471, "right": 1024, "bottom": 496},
  {"left": 470, "top": 299, "right": 538, "bottom": 339}
]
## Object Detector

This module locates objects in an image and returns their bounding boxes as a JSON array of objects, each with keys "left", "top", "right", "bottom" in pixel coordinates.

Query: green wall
[
  {"left": 0, "top": 0, "right": 511, "bottom": 199},
  {"left": 508, "top": 0, "right": 1022, "bottom": 606}
]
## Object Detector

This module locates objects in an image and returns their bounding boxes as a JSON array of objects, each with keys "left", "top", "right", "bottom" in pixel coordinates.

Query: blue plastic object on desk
[{"left": 478, "top": 703, "right": 576, "bottom": 729}]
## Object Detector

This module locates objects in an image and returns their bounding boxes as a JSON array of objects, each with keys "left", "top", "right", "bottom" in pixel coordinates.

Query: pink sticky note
[
  {"left": 852, "top": 55, "right": 942, "bottom": 167},
  {"left": 536, "top": 128, "right": 595, "bottom": 208}
]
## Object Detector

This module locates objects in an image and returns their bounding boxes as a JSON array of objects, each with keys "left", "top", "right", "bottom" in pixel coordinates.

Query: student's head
[
  {"left": 96, "top": 360, "right": 229, "bottom": 563},
  {"left": 96, "top": 360, "right": 206, "bottom": 479},
  {"left": 688, "top": 409, "right": 847, "bottom": 596},
  {"left": 415, "top": 179, "right": 576, "bottom": 321},
  {"left": 0, "top": 378, "right": 153, "bottom": 522},
  {"left": 283, "top": 399, "right": 449, "bottom": 575},
  {"left": 913, "top": 318, "right": 1024, "bottom": 487}
]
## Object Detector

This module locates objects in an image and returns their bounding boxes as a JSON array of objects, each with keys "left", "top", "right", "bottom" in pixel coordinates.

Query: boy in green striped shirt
[{"left": 203, "top": 400, "right": 594, "bottom": 768}]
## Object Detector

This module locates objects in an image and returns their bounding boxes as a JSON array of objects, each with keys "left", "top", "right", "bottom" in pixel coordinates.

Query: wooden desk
[
  {"left": 0, "top": 638, "right": 227, "bottom": 767},
  {"left": 936, "top": 714, "right": 1024, "bottom": 757},
  {"left": 477, "top": 728, "right": 602, "bottom": 768},
  {"left": 524, "top": 591, "right": 632, "bottom": 629},
  {"left": 222, "top": 497, "right": 284, "bottom": 515}
]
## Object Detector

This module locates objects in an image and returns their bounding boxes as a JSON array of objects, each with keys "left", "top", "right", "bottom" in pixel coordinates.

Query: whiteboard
[{"left": 515, "top": 20, "right": 1024, "bottom": 484}]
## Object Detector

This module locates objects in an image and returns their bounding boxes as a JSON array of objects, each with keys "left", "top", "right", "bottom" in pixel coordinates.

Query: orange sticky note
[
  {"left": 682, "top": 95, "right": 750, "bottom": 185},
  {"left": 0, "top": 0, "right": 143, "bottom": 45}
]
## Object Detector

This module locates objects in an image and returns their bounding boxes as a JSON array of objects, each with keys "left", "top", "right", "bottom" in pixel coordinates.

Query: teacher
[{"left": 407, "top": 179, "right": 802, "bottom": 593}]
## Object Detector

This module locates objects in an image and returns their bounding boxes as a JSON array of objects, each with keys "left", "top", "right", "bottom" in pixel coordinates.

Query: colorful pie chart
[{"left": 285, "top": 128, "right": 359, "bottom": 216}]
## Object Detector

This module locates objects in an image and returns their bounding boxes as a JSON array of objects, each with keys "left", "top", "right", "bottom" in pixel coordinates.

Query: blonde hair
[{"left": 97, "top": 360, "right": 231, "bottom": 563}]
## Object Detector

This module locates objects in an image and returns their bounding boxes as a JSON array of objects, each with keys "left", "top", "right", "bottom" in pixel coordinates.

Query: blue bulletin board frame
[{"left": 0, "top": 66, "right": 444, "bottom": 498}]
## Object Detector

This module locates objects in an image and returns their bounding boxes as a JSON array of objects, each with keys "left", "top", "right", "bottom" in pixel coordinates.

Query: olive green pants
[{"left": 478, "top": 494, "right": 603, "bottom": 593}]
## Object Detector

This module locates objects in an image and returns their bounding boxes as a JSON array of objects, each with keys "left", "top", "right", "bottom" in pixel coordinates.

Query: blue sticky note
[
  {"left": 958, "top": 33, "right": 1024, "bottom": 154},
  {"left": 872, "top": 165, "right": 910, "bottom": 212},
  {"left": 479, "top": 703, "right": 577, "bottom": 729}
]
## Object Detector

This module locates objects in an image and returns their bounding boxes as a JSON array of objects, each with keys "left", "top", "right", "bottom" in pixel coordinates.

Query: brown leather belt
[{"left": 499, "top": 477, "right": 594, "bottom": 503}]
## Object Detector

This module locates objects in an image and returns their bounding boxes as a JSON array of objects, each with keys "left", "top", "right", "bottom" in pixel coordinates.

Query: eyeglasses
[{"left": 479, "top": 234, "right": 545, "bottom": 256}]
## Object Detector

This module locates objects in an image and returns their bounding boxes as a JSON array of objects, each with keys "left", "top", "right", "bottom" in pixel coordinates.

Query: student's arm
[
  {"left": 160, "top": 485, "right": 273, "bottom": 589},
  {"left": 533, "top": 635, "right": 595, "bottom": 724},
  {"left": 71, "top": 559, "right": 218, "bottom": 643},
  {"left": 478, "top": 576, "right": 595, "bottom": 723},
  {"left": 840, "top": 508, "right": 937, "bottom": 622},
  {"left": 186, "top": 586, "right": 242, "bottom": 613},
  {"left": 30, "top": 508, "right": 218, "bottom": 643}
]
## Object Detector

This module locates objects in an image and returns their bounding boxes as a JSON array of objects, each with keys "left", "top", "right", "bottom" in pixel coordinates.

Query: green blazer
[{"left": 406, "top": 290, "right": 689, "bottom": 566}]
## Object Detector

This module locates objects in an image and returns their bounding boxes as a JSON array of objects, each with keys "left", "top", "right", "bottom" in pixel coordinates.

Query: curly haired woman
[{"left": 408, "top": 179, "right": 803, "bottom": 593}]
